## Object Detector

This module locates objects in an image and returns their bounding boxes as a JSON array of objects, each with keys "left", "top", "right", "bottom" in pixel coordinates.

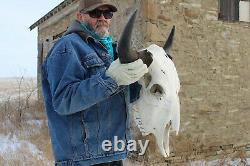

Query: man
[{"left": 41, "top": 0, "right": 148, "bottom": 165}]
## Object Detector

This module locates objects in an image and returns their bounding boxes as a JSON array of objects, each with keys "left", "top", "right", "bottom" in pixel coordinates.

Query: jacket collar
[
  {"left": 64, "top": 20, "right": 118, "bottom": 58},
  {"left": 64, "top": 20, "right": 94, "bottom": 43}
]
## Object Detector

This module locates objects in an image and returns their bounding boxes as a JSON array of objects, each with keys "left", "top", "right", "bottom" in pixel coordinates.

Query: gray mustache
[{"left": 96, "top": 21, "right": 108, "bottom": 27}]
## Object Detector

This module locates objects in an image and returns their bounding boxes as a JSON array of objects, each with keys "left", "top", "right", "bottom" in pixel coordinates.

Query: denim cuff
[{"left": 97, "top": 72, "right": 119, "bottom": 96}]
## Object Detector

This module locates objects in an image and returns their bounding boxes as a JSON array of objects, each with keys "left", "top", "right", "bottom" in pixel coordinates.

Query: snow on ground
[
  {"left": 0, "top": 134, "right": 53, "bottom": 166},
  {"left": 26, "top": 119, "right": 44, "bottom": 129},
  {"left": 190, "top": 158, "right": 250, "bottom": 166},
  {"left": 123, "top": 158, "right": 250, "bottom": 166}
]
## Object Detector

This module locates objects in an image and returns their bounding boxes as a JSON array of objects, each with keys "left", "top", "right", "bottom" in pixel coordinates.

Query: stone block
[
  {"left": 184, "top": 7, "right": 200, "bottom": 19},
  {"left": 204, "top": 151, "right": 217, "bottom": 157},
  {"left": 141, "top": 0, "right": 158, "bottom": 22},
  {"left": 146, "top": 22, "right": 165, "bottom": 42}
]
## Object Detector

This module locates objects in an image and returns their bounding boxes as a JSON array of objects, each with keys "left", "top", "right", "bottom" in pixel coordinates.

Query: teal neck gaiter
[{"left": 80, "top": 22, "right": 114, "bottom": 60}]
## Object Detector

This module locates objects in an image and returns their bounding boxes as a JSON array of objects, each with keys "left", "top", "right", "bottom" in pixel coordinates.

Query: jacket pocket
[
  {"left": 81, "top": 118, "right": 87, "bottom": 143},
  {"left": 80, "top": 113, "right": 90, "bottom": 158},
  {"left": 84, "top": 54, "right": 105, "bottom": 68},
  {"left": 83, "top": 55, "right": 106, "bottom": 76}
]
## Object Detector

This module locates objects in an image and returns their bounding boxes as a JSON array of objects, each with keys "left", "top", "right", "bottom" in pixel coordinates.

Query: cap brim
[{"left": 83, "top": 3, "right": 117, "bottom": 13}]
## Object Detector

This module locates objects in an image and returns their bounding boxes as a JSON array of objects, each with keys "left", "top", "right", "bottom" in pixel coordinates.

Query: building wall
[
  {"left": 37, "top": 0, "right": 250, "bottom": 164},
  {"left": 148, "top": 0, "right": 250, "bottom": 164}
]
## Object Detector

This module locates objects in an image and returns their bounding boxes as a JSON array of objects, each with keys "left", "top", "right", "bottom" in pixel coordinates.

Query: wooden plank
[{"left": 37, "top": 43, "right": 43, "bottom": 101}]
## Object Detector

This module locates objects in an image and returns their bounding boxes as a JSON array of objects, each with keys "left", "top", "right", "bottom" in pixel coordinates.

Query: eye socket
[
  {"left": 150, "top": 84, "right": 164, "bottom": 95},
  {"left": 137, "top": 49, "right": 153, "bottom": 67}
]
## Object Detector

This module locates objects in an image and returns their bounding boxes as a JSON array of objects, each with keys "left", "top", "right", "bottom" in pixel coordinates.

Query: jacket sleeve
[{"left": 44, "top": 40, "right": 119, "bottom": 116}]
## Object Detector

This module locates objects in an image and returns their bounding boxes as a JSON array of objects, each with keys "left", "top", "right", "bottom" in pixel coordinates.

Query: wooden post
[{"left": 37, "top": 42, "right": 44, "bottom": 111}]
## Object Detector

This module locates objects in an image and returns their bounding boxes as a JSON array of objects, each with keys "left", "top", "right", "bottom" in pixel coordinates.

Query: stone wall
[
  {"left": 146, "top": 0, "right": 250, "bottom": 164},
  {"left": 36, "top": 0, "right": 250, "bottom": 164}
]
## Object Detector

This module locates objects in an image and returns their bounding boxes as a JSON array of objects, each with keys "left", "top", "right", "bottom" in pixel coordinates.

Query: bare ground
[
  {"left": 0, "top": 77, "right": 249, "bottom": 166},
  {"left": 0, "top": 77, "right": 53, "bottom": 166}
]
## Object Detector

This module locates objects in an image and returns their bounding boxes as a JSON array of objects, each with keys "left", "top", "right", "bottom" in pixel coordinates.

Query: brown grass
[
  {"left": 0, "top": 77, "right": 53, "bottom": 166},
  {"left": 1, "top": 77, "right": 248, "bottom": 165}
]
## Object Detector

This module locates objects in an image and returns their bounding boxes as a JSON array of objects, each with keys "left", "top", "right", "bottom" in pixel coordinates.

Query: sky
[{"left": 0, "top": 0, "right": 64, "bottom": 78}]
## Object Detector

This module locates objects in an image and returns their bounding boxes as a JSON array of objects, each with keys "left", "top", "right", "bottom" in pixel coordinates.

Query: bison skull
[
  {"left": 117, "top": 10, "right": 181, "bottom": 157},
  {"left": 132, "top": 44, "right": 180, "bottom": 157}
]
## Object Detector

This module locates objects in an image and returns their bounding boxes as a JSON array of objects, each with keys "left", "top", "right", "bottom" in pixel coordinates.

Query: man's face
[{"left": 78, "top": 6, "right": 112, "bottom": 37}]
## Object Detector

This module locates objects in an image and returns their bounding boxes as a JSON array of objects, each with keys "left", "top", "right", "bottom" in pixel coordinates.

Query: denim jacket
[{"left": 41, "top": 20, "right": 141, "bottom": 166}]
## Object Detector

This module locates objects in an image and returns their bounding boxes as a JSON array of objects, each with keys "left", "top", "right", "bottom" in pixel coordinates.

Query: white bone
[{"left": 132, "top": 44, "right": 181, "bottom": 157}]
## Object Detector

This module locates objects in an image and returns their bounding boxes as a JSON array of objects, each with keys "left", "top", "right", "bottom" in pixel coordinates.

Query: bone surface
[{"left": 132, "top": 44, "right": 181, "bottom": 157}]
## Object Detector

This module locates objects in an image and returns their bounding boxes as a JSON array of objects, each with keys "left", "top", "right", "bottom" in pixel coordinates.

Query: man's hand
[{"left": 106, "top": 59, "right": 148, "bottom": 86}]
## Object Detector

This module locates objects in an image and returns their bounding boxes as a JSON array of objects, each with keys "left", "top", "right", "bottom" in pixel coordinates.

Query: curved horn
[
  {"left": 163, "top": 26, "right": 175, "bottom": 53},
  {"left": 118, "top": 10, "right": 138, "bottom": 64}
]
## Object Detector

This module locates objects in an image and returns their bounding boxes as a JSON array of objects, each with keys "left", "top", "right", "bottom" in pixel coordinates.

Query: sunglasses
[{"left": 87, "top": 9, "right": 113, "bottom": 19}]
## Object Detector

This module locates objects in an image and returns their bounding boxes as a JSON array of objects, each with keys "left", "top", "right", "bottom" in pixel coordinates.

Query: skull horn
[
  {"left": 163, "top": 26, "right": 175, "bottom": 60},
  {"left": 117, "top": 10, "right": 138, "bottom": 64}
]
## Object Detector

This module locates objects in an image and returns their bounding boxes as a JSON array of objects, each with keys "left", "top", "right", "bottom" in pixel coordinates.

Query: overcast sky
[{"left": 0, "top": 0, "right": 64, "bottom": 78}]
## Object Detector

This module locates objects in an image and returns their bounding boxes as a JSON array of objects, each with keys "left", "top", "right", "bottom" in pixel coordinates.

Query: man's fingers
[
  {"left": 124, "top": 63, "right": 148, "bottom": 77},
  {"left": 121, "top": 59, "right": 144, "bottom": 70}
]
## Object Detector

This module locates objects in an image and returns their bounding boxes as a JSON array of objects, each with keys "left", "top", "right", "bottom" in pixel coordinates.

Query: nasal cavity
[{"left": 150, "top": 84, "right": 164, "bottom": 95}]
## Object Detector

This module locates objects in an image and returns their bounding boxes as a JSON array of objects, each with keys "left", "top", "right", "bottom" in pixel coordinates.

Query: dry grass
[
  {"left": 1, "top": 77, "right": 248, "bottom": 166},
  {"left": 0, "top": 77, "right": 53, "bottom": 166}
]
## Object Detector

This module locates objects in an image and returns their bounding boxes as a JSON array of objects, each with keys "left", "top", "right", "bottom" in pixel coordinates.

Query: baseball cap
[{"left": 79, "top": 0, "right": 118, "bottom": 13}]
